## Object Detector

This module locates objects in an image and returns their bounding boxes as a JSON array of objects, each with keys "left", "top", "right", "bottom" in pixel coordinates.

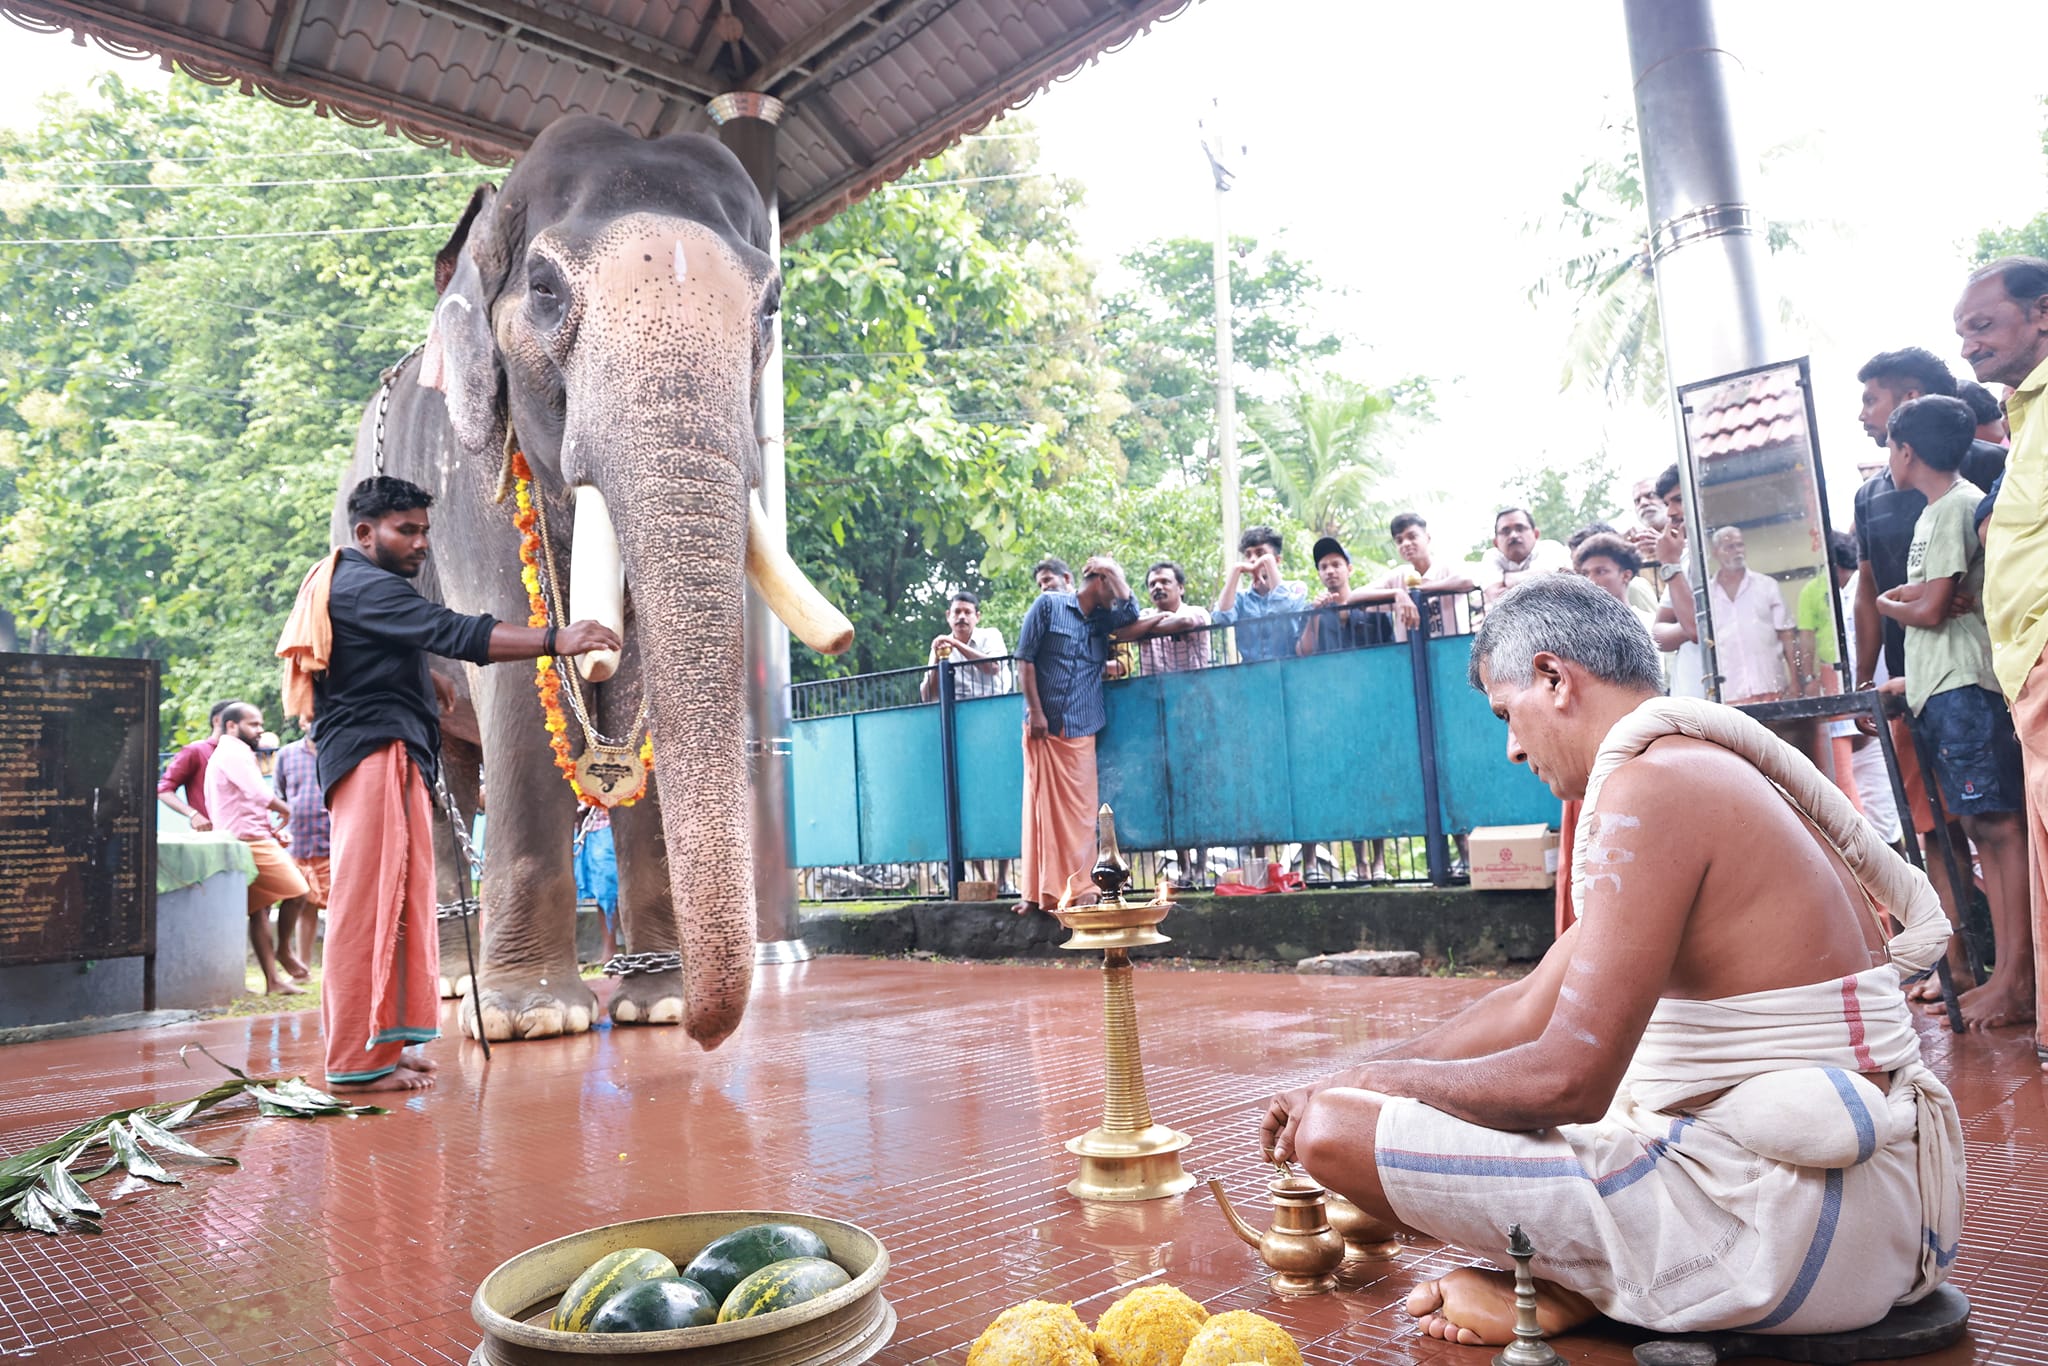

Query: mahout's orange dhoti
[
  {"left": 322, "top": 741, "right": 440, "bottom": 1084},
  {"left": 1020, "top": 733, "right": 1097, "bottom": 908}
]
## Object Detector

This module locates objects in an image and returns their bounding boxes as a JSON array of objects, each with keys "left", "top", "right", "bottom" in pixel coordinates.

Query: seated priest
[{"left": 1262, "top": 574, "right": 1964, "bottom": 1347}]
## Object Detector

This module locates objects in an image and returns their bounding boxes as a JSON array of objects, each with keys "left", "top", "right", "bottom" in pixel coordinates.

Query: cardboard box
[{"left": 1466, "top": 824, "right": 1559, "bottom": 891}]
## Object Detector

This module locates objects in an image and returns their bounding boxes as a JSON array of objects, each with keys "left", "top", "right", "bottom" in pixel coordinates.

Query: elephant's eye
[{"left": 526, "top": 259, "right": 567, "bottom": 328}]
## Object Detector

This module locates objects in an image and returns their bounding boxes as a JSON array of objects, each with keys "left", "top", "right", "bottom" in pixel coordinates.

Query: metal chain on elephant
[
  {"left": 603, "top": 951, "right": 682, "bottom": 979},
  {"left": 429, "top": 763, "right": 490, "bottom": 1059},
  {"left": 370, "top": 344, "right": 425, "bottom": 477}
]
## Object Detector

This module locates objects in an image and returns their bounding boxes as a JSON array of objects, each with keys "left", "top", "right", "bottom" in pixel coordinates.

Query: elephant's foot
[
  {"left": 609, "top": 970, "right": 685, "bottom": 1026},
  {"left": 438, "top": 972, "right": 474, "bottom": 1000},
  {"left": 462, "top": 975, "right": 599, "bottom": 1041}
]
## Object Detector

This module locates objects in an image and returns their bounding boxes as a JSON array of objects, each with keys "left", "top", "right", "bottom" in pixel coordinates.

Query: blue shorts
[{"left": 1916, "top": 685, "right": 2024, "bottom": 816}]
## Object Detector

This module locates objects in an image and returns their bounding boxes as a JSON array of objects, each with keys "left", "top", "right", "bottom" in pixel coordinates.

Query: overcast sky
[{"left": 3, "top": 1, "right": 2046, "bottom": 550}]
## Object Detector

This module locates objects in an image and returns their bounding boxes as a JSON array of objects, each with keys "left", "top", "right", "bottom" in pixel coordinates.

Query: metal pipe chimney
[{"left": 1625, "top": 0, "right": 1776, "bottom": 385}]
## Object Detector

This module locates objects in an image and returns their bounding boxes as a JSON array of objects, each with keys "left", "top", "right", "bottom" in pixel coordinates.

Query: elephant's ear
[{"left": 419, "top": 184, "right": 509, "bottom": 455}]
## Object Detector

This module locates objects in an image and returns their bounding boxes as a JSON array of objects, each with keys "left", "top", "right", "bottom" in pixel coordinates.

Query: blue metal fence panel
[
  {"left": 1159, "top": 660, "right": 1298, "bottom": 849},
  {"left": 1426, "top": 634, "right": 1558, "bottom": 830},
  {"left": 1281, "top": 645, "right": 1428, "bottom": 841},
  {"left": 1097, "top": 679, "right": 1171, "bottom": 851},
  {"left": 852, "top": 707, "right": 948, "bottom": 863},
  {"left": 955, "top": 693, "right": 1026, "bottom": 860},
  {"left": 790, "top": 714, "right": 860, "bottom": 866}
]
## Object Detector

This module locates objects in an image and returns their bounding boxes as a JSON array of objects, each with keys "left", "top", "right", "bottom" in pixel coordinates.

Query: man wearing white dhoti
[{"left": 1262, "top": 575, "right": 1965, "bottom": 1348}]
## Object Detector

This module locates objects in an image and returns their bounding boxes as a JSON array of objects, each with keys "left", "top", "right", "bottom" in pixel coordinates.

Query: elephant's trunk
[{"left": 607, "top": 453, "right": 754, "bottom": 1048}]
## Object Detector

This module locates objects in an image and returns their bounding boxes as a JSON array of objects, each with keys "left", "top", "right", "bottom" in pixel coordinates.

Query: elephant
[{"left": 332, "top": 115, "right": 850, "bottom": 1048}]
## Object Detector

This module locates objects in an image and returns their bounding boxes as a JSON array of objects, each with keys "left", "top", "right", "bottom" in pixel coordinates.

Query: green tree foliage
[
  {"left": 1101, "top": 235, "right": 1340, "bottom": 486},
  {"left": 782, "top": 129, "right": 1122, "bottom": 679},
  {"left": 1243, "top": 375, "right": 1431, "bottom": 548},
  {"left": 1973, "top": 106, "right": 2048, "bottom": 263},
  {"left": 971, "top": 465, "right": 1292, "bottom": 643},
  {"left": 1502, "top": 456, "right": 1621, "bottom": 550},
  {"left": 1530, "top": 117, "right": 1802, "bottom": 414},
  {"left": 0, "top": 74, "right": 471, "bottom": 739}
]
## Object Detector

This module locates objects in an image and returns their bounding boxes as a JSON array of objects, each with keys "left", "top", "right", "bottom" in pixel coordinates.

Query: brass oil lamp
[{"left": 1051, "top": 805, "right": 1194, "bottom": 1202}]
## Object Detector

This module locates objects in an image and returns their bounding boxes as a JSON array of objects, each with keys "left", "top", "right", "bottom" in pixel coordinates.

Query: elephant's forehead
[{"left": 540, "top": 214, "right": 759, "bottom": 309}]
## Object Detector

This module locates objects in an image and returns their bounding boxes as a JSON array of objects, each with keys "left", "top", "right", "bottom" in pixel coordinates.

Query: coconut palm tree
[{"left": 1243, "top": 375, "right": 1423, "bottom": 545}]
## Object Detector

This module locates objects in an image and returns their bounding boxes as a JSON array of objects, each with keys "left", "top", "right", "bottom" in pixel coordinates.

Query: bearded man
[{"left": 1262, "top": 575, "right": 1963, "bottom": 1348}]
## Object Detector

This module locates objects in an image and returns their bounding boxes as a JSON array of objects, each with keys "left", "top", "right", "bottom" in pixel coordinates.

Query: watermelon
[
  {"left": 550, "top": 1247, "right": 678, "bottom": 1332},
  {"left": 717, "top": 1256, "right": 851, "bottom": 1323},
  {"left": 587, "top": 1276, "right": 721, "bottom": 1333},
  {"left": 681, "top": 1222, "right": 832, "bottom": 1304}
]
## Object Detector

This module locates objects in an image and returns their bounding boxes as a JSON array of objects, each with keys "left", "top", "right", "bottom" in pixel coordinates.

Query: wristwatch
[{"left": 1658, "top": 562, "right": 1685, "bottom": 582}]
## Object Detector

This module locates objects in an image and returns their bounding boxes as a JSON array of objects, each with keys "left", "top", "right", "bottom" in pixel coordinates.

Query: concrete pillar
[
  {"left": 1625, "top": 0, "right": 1778, "bottom": 699},
  {"left": 711, "top": 92, "right": 808, "bottom": 965}
]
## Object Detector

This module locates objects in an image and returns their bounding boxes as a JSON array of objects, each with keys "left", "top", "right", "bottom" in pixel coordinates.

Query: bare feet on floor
[
  {"left": 279, "top": 955, "right": 312, "bottom": 982},
  {"left": 1011, "top": 900, "right": 1040, "bottom": 916},
  {"left": 331, "top": 1068, "right": 433, "bottom": 1094},
  {"left": 1405, "top": 1267, "right": 1596, "bottom": 1347},
  {"left": 265, "top": 978, "right": 306, "bottom": 996},
  {"left": 400, "top": 1049, "right": 438, "bottom": 1072},
  {"left": 1958, "top": 977, "right": 2036, "bottom": 1031}
]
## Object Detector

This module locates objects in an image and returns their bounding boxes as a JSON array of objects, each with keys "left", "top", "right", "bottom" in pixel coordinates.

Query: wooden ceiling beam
[
  {"left": 744, "top": 0, "right": 889, "bottom": 93},
  {"left": 400, "top": 0, "right": 725, "bottom": 101}
]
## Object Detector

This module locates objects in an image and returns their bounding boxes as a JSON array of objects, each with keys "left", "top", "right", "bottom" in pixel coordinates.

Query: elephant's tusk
[
  {"left": 746, "top": 494, "right": 855, "bottom": 656},
  {"left": 569, "top": 484, "right": 625, "bottom": 682}
]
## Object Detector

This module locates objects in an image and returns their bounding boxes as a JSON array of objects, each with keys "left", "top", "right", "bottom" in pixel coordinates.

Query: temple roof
[{"left": 2, "top": 0, "right": 1192, "bottom": 234}]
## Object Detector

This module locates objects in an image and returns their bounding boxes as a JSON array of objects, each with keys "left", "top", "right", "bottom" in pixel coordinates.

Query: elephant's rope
[{"left": 510, "top": 449, "right": 655, "bottom": 808}]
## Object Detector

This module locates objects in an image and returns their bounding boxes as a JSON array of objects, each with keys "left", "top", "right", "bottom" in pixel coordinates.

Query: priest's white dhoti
[{"left": 1373, "top": 698, "right": 1966, "bottom": 1335}]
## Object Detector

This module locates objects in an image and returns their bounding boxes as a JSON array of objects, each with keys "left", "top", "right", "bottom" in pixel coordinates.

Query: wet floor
[{"left": 0, "top": 959, "right": 2041, "bottom": 1364}]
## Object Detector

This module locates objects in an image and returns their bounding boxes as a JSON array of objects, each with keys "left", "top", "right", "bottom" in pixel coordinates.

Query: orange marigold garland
[{"left": 511, "top": 449, "right": 654, "bottom": 807}]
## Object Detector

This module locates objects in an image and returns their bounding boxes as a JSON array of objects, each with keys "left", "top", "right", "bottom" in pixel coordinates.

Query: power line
[
  {"left": 5, "top": 362, "right": 365, "bottom": 408},
  {"left": 2, "top": 169, "right": 480, "bottom": 192},
  {"left": 878, "top": 171, "right": 1055, "bottom": 192},
  {"left": 0, "top": 222, "right": 452, "bottom": 246},
  {"left": 0, "top": 145, "right": 438, "bottom": 172},
  {"left": 29, "top": 261, "right": 421, "bottom": 336}
]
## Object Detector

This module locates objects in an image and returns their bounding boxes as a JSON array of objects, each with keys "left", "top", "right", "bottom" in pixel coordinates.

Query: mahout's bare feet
[
  {"left": 278, "top": 951, "right": 312, "bottom": 982},
  {"left": 1958, "top": 978, "right": 2036, "bottom": 1032},
  {"left": 400, "top": 1049, "right": 439, "bottom": 1073},
  {"left": 331, "top": 1069, "right": 433, "bottom": 1094},
  {"left": 1404, "top": 1267, "right": 1596, "bottom": 1347},
  {"left": 265, "top": 979, "right": 306, "bottom": 997}
]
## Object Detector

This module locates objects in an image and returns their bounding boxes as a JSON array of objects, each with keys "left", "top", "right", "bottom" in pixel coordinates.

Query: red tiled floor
[{"left": 0, "top": 959, "right": 2041, "bottom": 1364}]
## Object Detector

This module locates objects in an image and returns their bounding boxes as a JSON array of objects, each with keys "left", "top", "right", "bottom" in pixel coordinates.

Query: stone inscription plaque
[{"left": 0, "top": 654, "right": 158, "bottom": 967}]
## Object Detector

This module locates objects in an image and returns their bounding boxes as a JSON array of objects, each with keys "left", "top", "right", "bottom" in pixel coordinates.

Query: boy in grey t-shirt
[{"left": 1875, "top": 395, "right": 2032, "bottom": 1031}]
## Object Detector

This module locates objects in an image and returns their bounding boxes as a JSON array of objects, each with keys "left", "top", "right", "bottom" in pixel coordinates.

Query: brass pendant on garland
[{"left": 573, "top": 744, "right": 646, "bottom": 808}]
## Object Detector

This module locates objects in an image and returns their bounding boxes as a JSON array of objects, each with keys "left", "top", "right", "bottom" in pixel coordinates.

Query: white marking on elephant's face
[{"left": 673, "top": 240, "right": 689, "bottom": 286}]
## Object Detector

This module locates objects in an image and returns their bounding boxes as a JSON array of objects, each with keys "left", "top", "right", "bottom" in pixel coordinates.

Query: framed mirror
[{"left": 1673, "top": 357, "right": 1848, "bottom": 705}]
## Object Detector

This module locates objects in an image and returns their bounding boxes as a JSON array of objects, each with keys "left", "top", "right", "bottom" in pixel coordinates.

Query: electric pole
[{"left": 1201, "top": 101, "right": 1239, "bottom": 574}]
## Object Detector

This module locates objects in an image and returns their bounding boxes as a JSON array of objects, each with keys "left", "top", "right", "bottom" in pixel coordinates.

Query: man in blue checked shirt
[{"left": 271, "top": 732, "right": 330, "bottom": 977}]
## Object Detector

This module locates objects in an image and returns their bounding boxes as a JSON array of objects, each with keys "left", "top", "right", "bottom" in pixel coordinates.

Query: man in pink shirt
[
  {"left": 205, "top": 702, "right": 310, "bottom": 995},
  {"left": 1707, "top": 527, "right": 1799, "bottom": 703}
]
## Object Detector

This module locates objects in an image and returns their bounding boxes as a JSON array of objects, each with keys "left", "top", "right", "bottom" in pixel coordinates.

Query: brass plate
[{"left": 573, "top": 746, "right": 647, "bottom": 808}]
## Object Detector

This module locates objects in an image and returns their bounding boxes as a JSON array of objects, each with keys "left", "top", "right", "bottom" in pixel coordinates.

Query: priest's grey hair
[{"left": 1468, "top": 574, "right": 1664, "bottom": 693}]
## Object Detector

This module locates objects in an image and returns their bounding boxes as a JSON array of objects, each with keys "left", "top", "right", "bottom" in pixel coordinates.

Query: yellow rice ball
[
  {"left": 967, "top": 1299, "right": 1097, "bottom": 1366},
  {"left": 1178, "top": 1310, "right": 1303, "bottom": 1366},
  {"left": 1091, "top": 1283, "right": 1210, "bottom": 1366}
]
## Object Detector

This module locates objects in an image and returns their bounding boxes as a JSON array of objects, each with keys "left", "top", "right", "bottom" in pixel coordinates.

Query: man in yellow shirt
[{"left": 1956, "top": 255, "right": 2048, "bottom": 1062}]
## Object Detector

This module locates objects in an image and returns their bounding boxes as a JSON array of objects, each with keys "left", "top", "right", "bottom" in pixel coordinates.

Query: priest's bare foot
[
  {"left": 265, "top": 978, "right": 306, "bottom": 996},
  {"left": 279, "top": 953, "right": 312, "bottom": 982},
  {"left": 1011, "top": 900, "right": 1040, "bottom": 916},
  {"left": 331, "top": 1069, "right": 433, "bottom": 1094},
  {"left": 1959, "top": 978, "right": 2036, "bottom": 1032},
  {"left": 400, "top": 1049, "right": 439, "bottom": 1072},
  {"left": 1405, "top": 1267, "right": 1595, "bottom": 1346}
]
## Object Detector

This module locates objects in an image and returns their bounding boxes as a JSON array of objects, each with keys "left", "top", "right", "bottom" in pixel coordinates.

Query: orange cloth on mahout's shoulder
[{"left": 276, "top": 548, "right": 343, "bottom": 728}]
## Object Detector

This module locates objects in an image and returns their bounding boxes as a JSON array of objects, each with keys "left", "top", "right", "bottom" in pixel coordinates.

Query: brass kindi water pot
[
  {"left": 1207, "top": 1170, "right": 1346, "bottom": 1297},
  {"left": 1324, "top": 1192, "right": 1402, "bottom": 1262}
]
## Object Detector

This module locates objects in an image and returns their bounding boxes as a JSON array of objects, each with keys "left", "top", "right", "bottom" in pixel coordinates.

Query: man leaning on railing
[
  {"left": 920, "top": 589, "right": 1009, "bottom": 702},
  {"left": 1212, "top": 525, "right": 1309, "bottom": 663}
]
